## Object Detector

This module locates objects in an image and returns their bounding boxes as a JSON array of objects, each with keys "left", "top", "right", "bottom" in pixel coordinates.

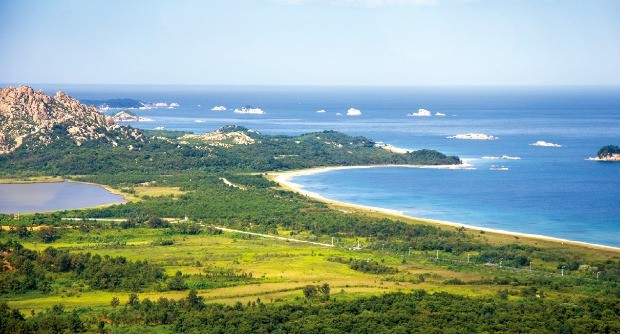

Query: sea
[{"left": 33, "top": 85, "right": 620, "bottom": 247}]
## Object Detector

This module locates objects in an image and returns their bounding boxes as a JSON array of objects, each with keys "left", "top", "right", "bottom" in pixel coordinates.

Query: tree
[
  {"left": 597, "top": 145, "right": 620, "bottom": 158},
  {"left": 303, "top": 284, "right": 330, "bottom": 300},
  {"left": 186, "top": 289, "right": 204, "bottom": 310},
  {"left": 127, "top": 293, "right": 140, "bottom": 308},
  {"left": 16, "top": 225, "right": 30, "bottom": 239},
  {"left": 319, "top": 283, "right": 330, "bottom": 299},
  {"left": 168, "top": 271, "right": 186, "bottom": 291},
  {"left": 120, "top": 219, "right": 136, "bottom": 229},
  {"left": 303, "top": 285, "right": 318, "bottom": 299},
  {"left": 68, "top": 310, "right": 85, "bottom": 333},
  {"left": 147, "top": 216, "right": 170, "bottom": 228},
  {"left": 37, "top": 226, "right": 60, "bottom": 243},
  {"left": 110, "top": 297, "right": 119, "bottom": 308}
]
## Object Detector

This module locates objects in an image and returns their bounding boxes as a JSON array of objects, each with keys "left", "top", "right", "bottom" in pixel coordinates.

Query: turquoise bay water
[
  {"left": 292, "top": 165, "right": 620, "bottom": 247},
  {"left": 32, "top": 85, "right": 620, "bottom": 247},
  {"left": 0, "top": 182, "right": 126, "bottom": 214}
]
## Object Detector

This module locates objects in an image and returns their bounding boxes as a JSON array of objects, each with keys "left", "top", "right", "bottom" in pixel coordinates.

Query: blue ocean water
[{"left": 35, "top": 85, "right": 620, "bottom": 247}]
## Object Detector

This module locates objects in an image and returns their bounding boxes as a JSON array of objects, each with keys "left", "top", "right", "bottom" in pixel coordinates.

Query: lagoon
[{"left": 0, "top": 181, "right": 126, "bottom": 214}]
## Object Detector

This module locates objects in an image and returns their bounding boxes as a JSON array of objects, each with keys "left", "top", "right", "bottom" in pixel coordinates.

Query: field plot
[{"left": 5, "top": 225, "right": 511, "bottom": 312}]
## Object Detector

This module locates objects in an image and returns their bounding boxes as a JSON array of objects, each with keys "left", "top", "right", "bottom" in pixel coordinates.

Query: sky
[{"left": 1, "top": 0, "right": 619, "bottom": 86}]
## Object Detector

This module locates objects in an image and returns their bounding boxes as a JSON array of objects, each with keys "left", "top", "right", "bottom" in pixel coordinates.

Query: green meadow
[{"left": 5, "top": 220, "right": 617, "bottom": 314}]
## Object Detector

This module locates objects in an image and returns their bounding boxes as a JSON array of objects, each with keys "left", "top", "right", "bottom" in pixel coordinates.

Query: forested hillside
[{"left": 0, "top": 126, "right": 460, "bottom": 175}]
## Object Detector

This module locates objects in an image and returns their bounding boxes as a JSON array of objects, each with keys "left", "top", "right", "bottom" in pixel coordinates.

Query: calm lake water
[{"left": 0, "top": 181, "right": 126, "bottom": 214}]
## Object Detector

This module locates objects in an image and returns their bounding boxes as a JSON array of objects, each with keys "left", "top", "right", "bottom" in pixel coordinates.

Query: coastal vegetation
[
  {"left": 597, "top": 145, "right": 620, "bottom": 160},
  {"left": 0, "top": 125, "right": 459, "bottom": 177},
  {"left": 1, "top": 88, "right": 619, "bottom": 333}
]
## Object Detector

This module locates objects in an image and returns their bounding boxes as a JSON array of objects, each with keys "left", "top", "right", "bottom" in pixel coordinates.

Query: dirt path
[
  {"left": 211, "top": 226, "right": 334, "bottom": 247},
  {"left": 61, "top": 217, "right": 335, "bottom": 248}
]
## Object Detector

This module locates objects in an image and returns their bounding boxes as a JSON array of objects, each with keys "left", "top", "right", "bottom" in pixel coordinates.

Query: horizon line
[{"left": 3, "top": 82, "right": 620, "bottom": 88}]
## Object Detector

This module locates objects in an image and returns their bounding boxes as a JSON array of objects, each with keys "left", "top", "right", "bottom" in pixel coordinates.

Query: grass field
[
  {"left": 0, "top": 175, "right": 63, "bottom": 184},
  {"left": 5, "top": 223, "right": 613, "bottom": 313},
  {"left": 91, "top": 184, "right": 186, "bottom": 202}
]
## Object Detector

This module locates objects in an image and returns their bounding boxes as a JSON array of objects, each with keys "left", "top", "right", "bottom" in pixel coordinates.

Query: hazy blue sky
[{"left": 1, "top": 0, "right": 619, "bottom": 85}]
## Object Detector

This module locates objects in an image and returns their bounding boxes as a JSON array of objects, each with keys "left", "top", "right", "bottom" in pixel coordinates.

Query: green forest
[{"left": 0, "top": 125, "right": 460, "bottom": 176}]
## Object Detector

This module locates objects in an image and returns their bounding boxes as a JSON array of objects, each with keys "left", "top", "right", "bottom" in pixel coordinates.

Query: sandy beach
[
  {"left": 269, "top": 164, "right": 620, "bottom": 252},
  {"left": 380, "top": 144, "right": 411, "bottom": 154}
]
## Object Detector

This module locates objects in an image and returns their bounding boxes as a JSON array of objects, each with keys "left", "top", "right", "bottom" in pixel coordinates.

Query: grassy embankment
[{"left": 0, "top": 176, "right": 63, "bottom": 183}]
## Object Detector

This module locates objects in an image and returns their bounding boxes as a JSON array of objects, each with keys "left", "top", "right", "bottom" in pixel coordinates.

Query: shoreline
[
  {"left": 3, "top": 170, "right": 618, "bottom": 252},
  {"left": 268, "top": 165, "right": 620, "bottom": 252},
  {"left": 0, "top": 176, "right": 64, "bottom": 184},
  {"left": 65, "top": 179, "right": 132, "bottom": 203}
]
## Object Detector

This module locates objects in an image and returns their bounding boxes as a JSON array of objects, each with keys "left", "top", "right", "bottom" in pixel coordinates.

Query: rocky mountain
[{"left": 0, "top": 86, "right": 142, "bottom": 154}]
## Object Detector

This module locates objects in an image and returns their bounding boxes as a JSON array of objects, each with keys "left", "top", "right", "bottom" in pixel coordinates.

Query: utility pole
[
  {"left": 408, "top": 247, "right": 411, "bottom": 256},
  {"left": 529, "top": 262, "right": 532, "bottom": 273},
  {"left": 436, "top": 250, "right": 439, "bottom": 260},
  {"left": 331, "top": 237, "right": 334, "bottom": 246},
  {"left": 561, "top": 266, "right": 565, "bottom": 277},
  {"left": 467, "top": 254, "right": 470, "bottom": 263}
]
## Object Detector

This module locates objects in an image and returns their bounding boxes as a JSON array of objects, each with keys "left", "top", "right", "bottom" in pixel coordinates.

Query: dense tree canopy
[
  {"left": 3, "top": 290, "right": 619, "bottom": 333},
  {"left": 0, "top": 126, "right": 460, "bottom": 176},
  {"left": 597, "top": 144, "right": 620, "bottom": 158}
]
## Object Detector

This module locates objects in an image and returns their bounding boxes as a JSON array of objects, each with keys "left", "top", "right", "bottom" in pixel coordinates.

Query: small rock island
[
  {"left": 112, "top": 110, "right": 153, "bottom": 122},
  {"left": 592, "top": 145, "right": 620, "bottom": 161}
]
